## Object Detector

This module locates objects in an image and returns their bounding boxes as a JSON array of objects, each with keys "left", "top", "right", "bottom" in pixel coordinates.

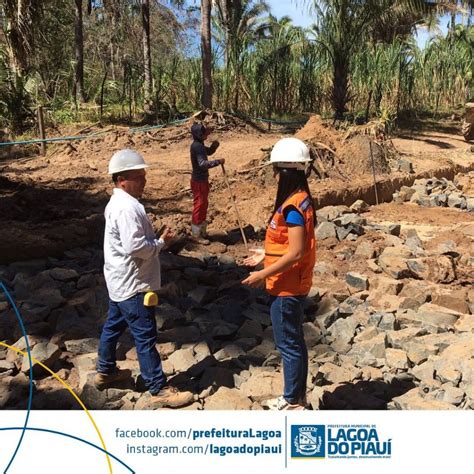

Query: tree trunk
[
  {"left": 201, "top": 0, "right": 213, "bottom": 109},
  {"left": 141, "top": 0, "right": 153, "bottom": 115},
  {"left": 74, "top": 0, "right": 87, "bottom": 103},
  {"left": 365, "top": 89, "right": 373, "bottom": 122},
  {"left": 332, "top": 52, "right": 349, "bottom": 120},
  {"left": 450, "top": 10, "right": 456, "bottom": 35}
]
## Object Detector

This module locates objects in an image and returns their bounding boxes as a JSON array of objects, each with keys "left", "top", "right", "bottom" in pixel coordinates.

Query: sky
[{"left": 265, "top": 0, "right": 456, "bottom": 49}]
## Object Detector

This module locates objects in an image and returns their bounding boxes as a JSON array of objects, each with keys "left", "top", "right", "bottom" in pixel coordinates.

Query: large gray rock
[
  {"left": 431, "top": 290, "right": 469, "bottom": 314},
  {"left": 389, "top": 388, "right": 456, "bottom": 410},
  {"left": 21, "top": 342, "right": 61, "bottom": 376},
  {"left": 366, "top": 223, "right": 401, "bottom": 236},
  {"left": 242, "top": 305, "right": 271, "bottom": 326},
  {"left": 404, "top": 230, "right": 425, "bottom": 255},
  {"left": 316, "top": 205, "right": 351, "bottom": 222},
  {"left": 30, "top": 288, "right": 66, "bottom": 310},
  {"left": 49, "top": 268, "right": 79, "bottom": 282},
  {"left": 407, "top": 256, "right": 456, "bottom": 283},
  {"left": 397, "top": 186, "right": 416, "bottom": 202},
  {"left": 346, "top": 272, "right": 369, "bottom": 291},
  {"left": 378, "top": 246, "right": 412, "bottom": 279},
  {"left": 447, "top": 193, "right": 466, "bottom": 209},
  {"left": 437, "top": 385, "right": 465, "bottom": 406},
  {"left": 338, "top": 296, "right": 365, "bottom": 316},
  {"left": 398, "top": 158, "right": 414, "bottom": 173},
  {"left": 302, "top": 322, "right": 321, "bottom": 347},
  {"left": 334, "top": 213, "right": 366, "bottom": 227},
  {"left": 213, "top": 344, "right": 245, "bottom": 362},
  {"left": 156, "top": 304, "right": 186, "bottom": 330},
  {"left": 396, "top": 308, "right": 453, "bottom": 331},
  {"left": 64, "top": 338, "right": 99, "bottom": 355},
  {"left": 404, "top": 341, "right": 438, "bottom": 365},
  {"left": 204, "top": 387, "right": 252, "bottom": 410},
  {"left": 166, "top": 347, "right": 198, "bottom": 373},
  {"left": 347, "top": 333, "right": 387, "bottom": 367},
  {"left": 354, "top": 241, "right": 376, "bottom": 259},
  {"left": 411, "top": 360, "right": 436, "bottom": 383},
  {"left": 319, "top": 362, "right": 362, "bottom": 384},
  {"left": 12, "top": 271, "right": 57, "bottom": 300},
  {"left": 315, "top": 222, "right": 337, "bottom": 240},
  {"left": 237, "top": 319, "right": 263, "bottom": 339},
  {"left": 239, "top": 369, "right": 284, "bottom": 401},
  {"left": 67, "top": 289, "right": 97, "bottom": 317},
  {"left": 350, "top": 200, "right": 369, "bottom": 213},
  {"left": 327, "top": 316, "right": 358, "bottom": 345},
  {"left": 385, "top": 348, "right": 409, "bottom": 369},
  {"left": 213, "top": 321, "right": 239, "bottom": 339},
  {"left": 370, "top": 276, "right": 403, "bottom": 295},
  {"left": 188, "top": 286, "right": 217, "bottom": 306}
]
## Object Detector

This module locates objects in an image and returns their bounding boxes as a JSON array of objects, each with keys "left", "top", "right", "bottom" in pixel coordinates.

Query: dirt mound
[
  {"left": 338, "top": 135, "right": 391, "bottom": 176},
  {"left": 295, "top": 115, "right": 341, "bottom": 150},
  {"left": 190, "top": 109, "right": 252, "bottom": 133}
]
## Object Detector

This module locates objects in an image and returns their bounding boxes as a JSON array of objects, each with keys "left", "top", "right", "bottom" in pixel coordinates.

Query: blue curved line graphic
[
  {"left": 0, "top": 281, "right": 34, "bottom": 474},
  {"left": 0, "top": 427, "right": 135, "bottom": 473}
]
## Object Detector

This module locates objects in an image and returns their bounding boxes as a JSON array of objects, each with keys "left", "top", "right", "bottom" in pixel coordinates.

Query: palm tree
[
  {"left": 2, "top": 0, "right": 41, "bottom": 78},
  {"left": 214, "top": 0, "right": 269, "bottom": 109},
  {"left": 251, "top": 15, "right": 305, "bottom": 116},
  {"left": 201, "top": 0, "right": 213, "bottom": 108},
  {"left": 141, "top": 0, "right": 153, "bottom": 114},
  {"left": 303, "top": 0, "right": 432, "bottom": 119},
  {"left": 74, "top": 0, "right": 87, "bottom": 103}
]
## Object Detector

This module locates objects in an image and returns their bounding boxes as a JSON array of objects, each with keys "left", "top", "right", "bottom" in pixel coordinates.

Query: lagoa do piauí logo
[
  {"left": 291, "top": 425, "right": 325, "bottom": 458},
  {"left": 291, "top": 425, "right": 392, "bottom": 460}
]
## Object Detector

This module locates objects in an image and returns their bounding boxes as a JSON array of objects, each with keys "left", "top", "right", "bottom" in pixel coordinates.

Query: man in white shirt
[{"left": 95, "top": 149, "right": 193, "bottom": 408}]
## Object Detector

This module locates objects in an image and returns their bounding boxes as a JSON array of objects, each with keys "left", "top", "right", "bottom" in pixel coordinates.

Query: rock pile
[
  {"left": 393, "top": 174, "right": 474, "bottom": 211},
  {"left": 1, "top": 187, "right": 473, "bottom": 411}
]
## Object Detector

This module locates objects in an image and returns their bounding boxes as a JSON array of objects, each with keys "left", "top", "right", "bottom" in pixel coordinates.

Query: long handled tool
[
  {"left": 369, "top": 140, "right": 379, "bottom": 205},
  {"left": 221, "top": 164, "right": 249, "bottom": 249}
]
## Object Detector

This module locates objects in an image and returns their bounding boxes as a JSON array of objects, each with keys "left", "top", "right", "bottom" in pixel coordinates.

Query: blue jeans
[
  {"left": 270, "top": 295, "right": 308, "bottom": 404},
  {"left": 97, "top": 293, "right": 166, "bottom": 395}
]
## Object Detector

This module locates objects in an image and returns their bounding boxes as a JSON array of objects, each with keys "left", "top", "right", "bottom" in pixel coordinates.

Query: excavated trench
[{"left": 313, "top": 161, "right": 474, "bottom": 209}]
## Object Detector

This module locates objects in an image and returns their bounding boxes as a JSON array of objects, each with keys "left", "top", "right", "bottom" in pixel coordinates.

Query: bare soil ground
[{"left": 0, "top": 116, "right": 473, "bottom": 264}]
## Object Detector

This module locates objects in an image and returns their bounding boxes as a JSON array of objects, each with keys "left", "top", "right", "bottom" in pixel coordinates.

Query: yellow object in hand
[{"left": 144, "top": 291, "right": 158, "bottom": 307}]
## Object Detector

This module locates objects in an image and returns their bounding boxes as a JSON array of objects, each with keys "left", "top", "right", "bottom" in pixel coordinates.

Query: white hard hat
[
  {"left": 108, "top": 149, "right": 149, "bottom": 174},
  {"left": 270, "top": 138, "right": 311, "bottom": 170}
]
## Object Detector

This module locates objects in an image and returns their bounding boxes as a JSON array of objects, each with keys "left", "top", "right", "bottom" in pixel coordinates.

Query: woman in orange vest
[{"left": 243, "top": 137, "right": 316, "bottom": 410}]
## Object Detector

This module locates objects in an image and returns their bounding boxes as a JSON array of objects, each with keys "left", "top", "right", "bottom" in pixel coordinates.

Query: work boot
[
  {"left": 201, "top": 220, "right": 209, "bottom": 238},
  {"left": 149, "top": 386, "right": 194, "bottom": 408},
  {"left": 94, "top": 368, "right": 132, "bottom": 390},
  {"left": 190, "top": 223, "right": 209, "bottom": 245}
]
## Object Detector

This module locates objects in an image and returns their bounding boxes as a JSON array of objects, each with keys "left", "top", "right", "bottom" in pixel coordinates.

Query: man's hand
[
  {"left": 220, "top": 158, "right": 226, "bottom": 165},
  {"left": 160, "top": 226, "right": 175, "bottom": 243},
  {"left": 211, "top": 140, "right": 220, "bottom": 149},
  {"left": 243, "top": 248, "right": 265, "bottom": 267},
  {"left": 242, "top": 270, "right": 266, "bottom": 289}
]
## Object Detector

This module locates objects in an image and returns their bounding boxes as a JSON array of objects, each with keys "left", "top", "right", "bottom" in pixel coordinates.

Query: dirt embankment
[{"left": 1, "top": 114, "right": 473, "bottom": 263}]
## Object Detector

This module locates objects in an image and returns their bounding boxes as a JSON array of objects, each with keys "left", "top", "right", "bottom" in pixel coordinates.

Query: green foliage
[{"left": 0, "top": 0, "right": 473, "bottom": 132}]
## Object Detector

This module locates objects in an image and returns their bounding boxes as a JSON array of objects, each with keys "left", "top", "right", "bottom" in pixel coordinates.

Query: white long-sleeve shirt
[{"left": 103, "top": 188, "right": 164, "bottom": 302}]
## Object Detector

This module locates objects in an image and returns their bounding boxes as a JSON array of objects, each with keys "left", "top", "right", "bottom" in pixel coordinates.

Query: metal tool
[{"left": 221, "top": 164, "right": 249, "bottom": 249}]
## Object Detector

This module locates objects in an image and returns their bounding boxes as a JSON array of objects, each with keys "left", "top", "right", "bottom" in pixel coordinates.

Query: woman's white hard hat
[
  {"left": 269, "top": 138, "right": 311, "bottom": 170},
  {"left": 108, "top": 149, "right": 150, "bottom": 174}
]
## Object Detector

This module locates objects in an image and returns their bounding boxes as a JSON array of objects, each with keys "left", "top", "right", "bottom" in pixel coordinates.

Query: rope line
[{"left": 0, "top": 114, "right": 306, "bottom": 148}]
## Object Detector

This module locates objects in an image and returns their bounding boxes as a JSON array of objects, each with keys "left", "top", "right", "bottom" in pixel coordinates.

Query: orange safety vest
[{"left": 264, "top": 190, "right": 316, "bottom": 297}]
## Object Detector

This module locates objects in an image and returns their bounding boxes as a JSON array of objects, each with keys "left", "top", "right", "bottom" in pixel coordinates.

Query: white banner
[{"left": 0, "top": 410, "right": 470, "bottom": 473}]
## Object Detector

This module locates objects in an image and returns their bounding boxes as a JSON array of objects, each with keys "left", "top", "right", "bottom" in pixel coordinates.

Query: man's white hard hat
[
  {"left": 108, "top": 149, "right": 150, "bottom": 174},
  {"left": 269, "top": 138, "right": 311, "bottom": 170}
]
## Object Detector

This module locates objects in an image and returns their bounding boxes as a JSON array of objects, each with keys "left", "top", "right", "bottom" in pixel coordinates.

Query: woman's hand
[
  {"left": 242, "top": 270, "right": 266, "bottom": 288},
  {"left": 242, "top": 248, "right": 265, "bottom": 267},
  {"left": 160, "top": 227, "right": 175, "bottom": 243}
]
